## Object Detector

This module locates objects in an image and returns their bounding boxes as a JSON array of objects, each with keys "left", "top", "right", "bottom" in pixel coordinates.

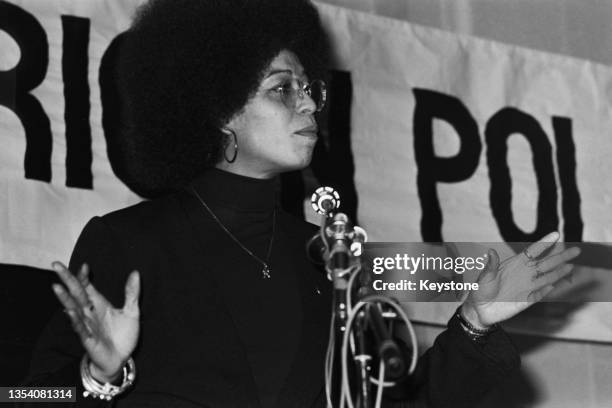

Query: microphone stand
[
  {"left": 316, "top": 209, "right": 373, "bottom": 407},
  {"left": 308, "top": 186, "right": 411, "bottom": 408},
  {"left": 365, "top": 303, "right": 406, "bottom": 381},
  {"left": 353, "top": 310, "right": 371, "bottom": 408},
  {"left": 325, "top": 213, "right": 353, "bottom": 330}
]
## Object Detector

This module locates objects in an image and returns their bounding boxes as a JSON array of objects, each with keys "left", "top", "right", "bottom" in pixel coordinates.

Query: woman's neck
[
  {"left": 191, "top": 167, "right": 278, "bottom": 212},
  {"left": 215, "top": 161, "right": 278, "bottom": 180}
]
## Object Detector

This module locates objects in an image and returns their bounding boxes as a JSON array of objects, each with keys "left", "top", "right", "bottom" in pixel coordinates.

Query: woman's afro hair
[{"left": 116, "top": 0, "right": 329, "bottom": 196}]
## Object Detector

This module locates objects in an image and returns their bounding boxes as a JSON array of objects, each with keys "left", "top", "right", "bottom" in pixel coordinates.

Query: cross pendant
[{"left": 262, "top": 265, "right": 271, "bottom": 279}]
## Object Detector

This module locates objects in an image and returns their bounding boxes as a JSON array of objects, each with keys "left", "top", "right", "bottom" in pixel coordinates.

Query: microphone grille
[{"left": 310, "top": 186, "right": 341, "bottom": 215}]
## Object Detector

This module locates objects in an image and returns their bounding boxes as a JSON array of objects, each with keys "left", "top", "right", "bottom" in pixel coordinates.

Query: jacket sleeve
[
  {"left": 19, "top": 216, "right": 133, "bottom": 408},
  {"left": 383, "top": 313, "right": 521, "bottom": 408}
]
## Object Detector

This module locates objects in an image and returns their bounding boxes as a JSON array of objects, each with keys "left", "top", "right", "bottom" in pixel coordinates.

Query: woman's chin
[{"left": 278, "top": 155, "right": 313, "bottom": 173}]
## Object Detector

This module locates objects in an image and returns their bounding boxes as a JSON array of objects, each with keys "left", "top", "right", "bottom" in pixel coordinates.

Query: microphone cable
[{"left": 340, "top": 296, "right": 419, "bottom": 408}]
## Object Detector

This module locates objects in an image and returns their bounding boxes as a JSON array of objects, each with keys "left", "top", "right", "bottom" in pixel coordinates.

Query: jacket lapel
[
  {"left": 273, "top": 228, "right": 332, "bottom": 408},
  {"left": 179, "top": 190, "right": 263, "bottom": 407}
]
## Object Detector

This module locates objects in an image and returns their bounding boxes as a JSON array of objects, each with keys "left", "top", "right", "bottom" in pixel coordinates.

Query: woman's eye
[{"left": 272, "top": 81, "right": 293, "bottom": 94}]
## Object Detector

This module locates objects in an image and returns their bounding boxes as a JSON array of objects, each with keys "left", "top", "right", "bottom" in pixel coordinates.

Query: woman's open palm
[
  {"left": 51, "top": 262, "right": 140, "bottom": 381},
  {"left": 463, "top": 232, "right": 580, "bottom": 327}
]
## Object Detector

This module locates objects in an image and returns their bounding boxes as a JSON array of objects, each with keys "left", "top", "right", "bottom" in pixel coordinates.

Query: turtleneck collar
[{"left": 189, "top": 168, "right": 278, "bottom": 212}]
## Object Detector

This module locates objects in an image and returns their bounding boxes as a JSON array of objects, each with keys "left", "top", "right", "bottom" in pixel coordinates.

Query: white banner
[
  {"left": 316, "top": 3, "right": 612, "bottom": 342},
  {"left": 0, "top": 0, "right": 143, "bottom": 267},
  {"left": 1, "top": 1, "right": 611, "bottom": 341},
  {"left": 317, "top": 3, "right": 612, "bottom": 243}
]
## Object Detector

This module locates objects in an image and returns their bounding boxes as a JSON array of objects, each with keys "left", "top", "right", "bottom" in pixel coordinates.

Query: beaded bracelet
[
  {"left": 80, "top": 355, "right": 136, "bottom": 401},
  {"left": 455, "top": 307, "right": 498, "bottom": 342}
]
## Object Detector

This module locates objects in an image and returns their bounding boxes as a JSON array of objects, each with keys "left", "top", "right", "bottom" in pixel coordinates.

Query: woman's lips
[
  {"left": 294, "top": 130, "right": 318, "bottom": 138},
  {"left": 294, "top": 125, "right": 318, "bottom": 139}
]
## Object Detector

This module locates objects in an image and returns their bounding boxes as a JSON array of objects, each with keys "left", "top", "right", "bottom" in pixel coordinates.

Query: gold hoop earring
[{"left": 223, "top": 129, "right": 238, "bottom": 163}]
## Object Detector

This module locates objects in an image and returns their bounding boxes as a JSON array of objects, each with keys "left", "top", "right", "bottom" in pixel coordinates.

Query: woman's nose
[{"left": 295, "top": 88, "right": 317, "bottom": 115}]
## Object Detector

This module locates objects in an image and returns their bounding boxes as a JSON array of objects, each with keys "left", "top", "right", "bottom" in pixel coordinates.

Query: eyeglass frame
[
  {"left": 297, "top": 79, "right": 327, "bottom": 112},
  {"left": 265, "top": 78, "right": 327, "bottom": 113}
]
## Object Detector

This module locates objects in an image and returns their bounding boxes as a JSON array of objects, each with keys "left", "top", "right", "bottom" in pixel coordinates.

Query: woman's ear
[{"left": 223, "top": 107, "right": 247, "bottom": 135}]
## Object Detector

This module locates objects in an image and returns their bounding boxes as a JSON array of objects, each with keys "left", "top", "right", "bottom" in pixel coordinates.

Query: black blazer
[{"left": 23, "top": 190, "right": 520, "bottom": 407}]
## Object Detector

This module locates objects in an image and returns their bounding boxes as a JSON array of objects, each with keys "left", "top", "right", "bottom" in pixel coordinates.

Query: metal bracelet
[
  {"left": 455, "top": 307, "right": 498, "bottom": 341},
  {"left": 80, "top": 355, "right": 136, "bottom": 401}
]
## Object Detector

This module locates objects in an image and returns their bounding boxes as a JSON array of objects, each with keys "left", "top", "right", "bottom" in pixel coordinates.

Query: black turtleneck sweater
[
  {"left": 23, "top": 168, "right": 520, "bottom": 408},
  {"left": 189, "top": 169, "right": 302, "bottom": 407},
  {"left": 23, "top": 168, "right": 330, "bottom": 407}
]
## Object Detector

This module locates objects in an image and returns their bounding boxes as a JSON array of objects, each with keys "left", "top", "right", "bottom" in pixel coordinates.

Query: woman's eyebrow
[{"left": 264, "top": 69, "right": 293, "bottom": 79}]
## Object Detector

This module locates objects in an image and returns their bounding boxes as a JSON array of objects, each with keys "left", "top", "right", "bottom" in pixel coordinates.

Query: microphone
[
  {"left": 306, "top": 212, "right": 352, "bottom": 267},
  {"left": 306, "top": 186, "right": 368, "bottom": 267},
  {"left": 327, "top": 213, "right": 351, "bottom": 271},
  {"left": 307, "top": 186, "right": 341, "bottom": 264},
  {"left": 310, "top": 186, "right": 340, "bottom": 216}
]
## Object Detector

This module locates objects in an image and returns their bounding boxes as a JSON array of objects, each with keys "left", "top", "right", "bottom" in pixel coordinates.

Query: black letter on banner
[
  {"left": 485, "top": 108, "right": 558, "bottom": 241},
  {"left": 0, "top": 2, "right": 51, "bottom": 182},
  {"left": 62, "top": 15, "right": 92, "bottom": 189},
  {"left": 553, "top": 116, "right": 583, "bottom": 241},
  {"left": 281, "top": 70, "right": 358, "bottom": 222},
  {"left": 413, "top": 89, "right": 482, "bottom": 242}
]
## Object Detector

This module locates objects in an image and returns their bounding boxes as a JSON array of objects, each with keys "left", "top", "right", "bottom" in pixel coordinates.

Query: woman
[{"left": 24, "top": 0, "right": 580, "bottom": 406}]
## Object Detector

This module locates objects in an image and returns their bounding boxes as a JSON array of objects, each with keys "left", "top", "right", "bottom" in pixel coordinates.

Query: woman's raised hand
[
  {"left": 50, "top": 262, "right": 140, "bottom": 383},
  {"left": 461, "top": 232, "right": 581, "bottom": 329}
]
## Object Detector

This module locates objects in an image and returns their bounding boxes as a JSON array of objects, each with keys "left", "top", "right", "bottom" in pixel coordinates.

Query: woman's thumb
[
  {"left": 479, "top": 249, "right": 500, "bottom": 283},
  {"left": 123, "top": 271, "right": 140, "bottom": 313}
]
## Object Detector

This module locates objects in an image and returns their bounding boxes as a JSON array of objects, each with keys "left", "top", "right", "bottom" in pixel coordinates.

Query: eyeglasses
[{"left": 271, "top": 79, "right": 327, "bottom": 112}]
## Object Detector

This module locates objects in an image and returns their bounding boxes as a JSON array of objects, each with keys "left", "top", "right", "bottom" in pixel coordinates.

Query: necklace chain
[{"left": 191, "top": 187, "right": 275, "bottom": 279}]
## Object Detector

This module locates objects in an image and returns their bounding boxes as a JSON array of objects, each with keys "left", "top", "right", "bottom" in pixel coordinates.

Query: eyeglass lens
[
  {"left": 307, "top": 80, "right": 326, "bottom": 112},
  {"left": 282, "top": 80, "right": 326, "bottom": 112}
]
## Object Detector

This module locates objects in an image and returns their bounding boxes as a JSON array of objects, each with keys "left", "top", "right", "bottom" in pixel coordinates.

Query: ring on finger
[
  {"left": 532, "top": 266, "right": 543, "bottom": 280},
  {"left": 523, "top": 248, "right": 536, "bottom": 262}
]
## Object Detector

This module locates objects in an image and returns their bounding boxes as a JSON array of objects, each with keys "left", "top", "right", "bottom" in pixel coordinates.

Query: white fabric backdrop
[
  {"left": 317, "top": 2, "right": 612, "bottom": 406},
  {"left": 2, "top": 1, "right": 612, "bottom": 405},
  {"left": 319, "top": 0, "right": 612, "bottom": 67},
  {"left": 0, "top": 0, "right": 143, "bottom": 267}
]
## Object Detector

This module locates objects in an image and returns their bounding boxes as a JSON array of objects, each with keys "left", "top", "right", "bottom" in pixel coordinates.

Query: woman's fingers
[
  {"left": 478, "top": 249, "right": 500, "bottom": 284},
  {"left": 529, "top": 264, "right": 573, "bottom": 304},
  {"left": 51, "top": 283, "right": 82, "bottom": 313},
  {"left": 76, "top": 263, "right": 107, "bottom": 306},
  {"left": 51, "top": 262, "right": 90, "bottom": 308},
  {"left": 51, "top": 284, "right": 92, "bottom": 341},
  {"left": 527, "top": 284, "right": 555, "bottom": 303},
  {"left": 524, "top": 231, "right": 560, "bottom": 259},
  {"left": 123, "top": 271, "right": 140, "bottom": 315},
  {"left": 536, "top": 247, "right": 581, "bottom": 273},
  {"left": 76, "top": 263, "right": 90, "bottom": 287},
  {"left": 534, "top": 264, "right": 574, "bottom": 288},
  {"left": 67, "top": 309, "right": 94, "bottom": 340}
]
